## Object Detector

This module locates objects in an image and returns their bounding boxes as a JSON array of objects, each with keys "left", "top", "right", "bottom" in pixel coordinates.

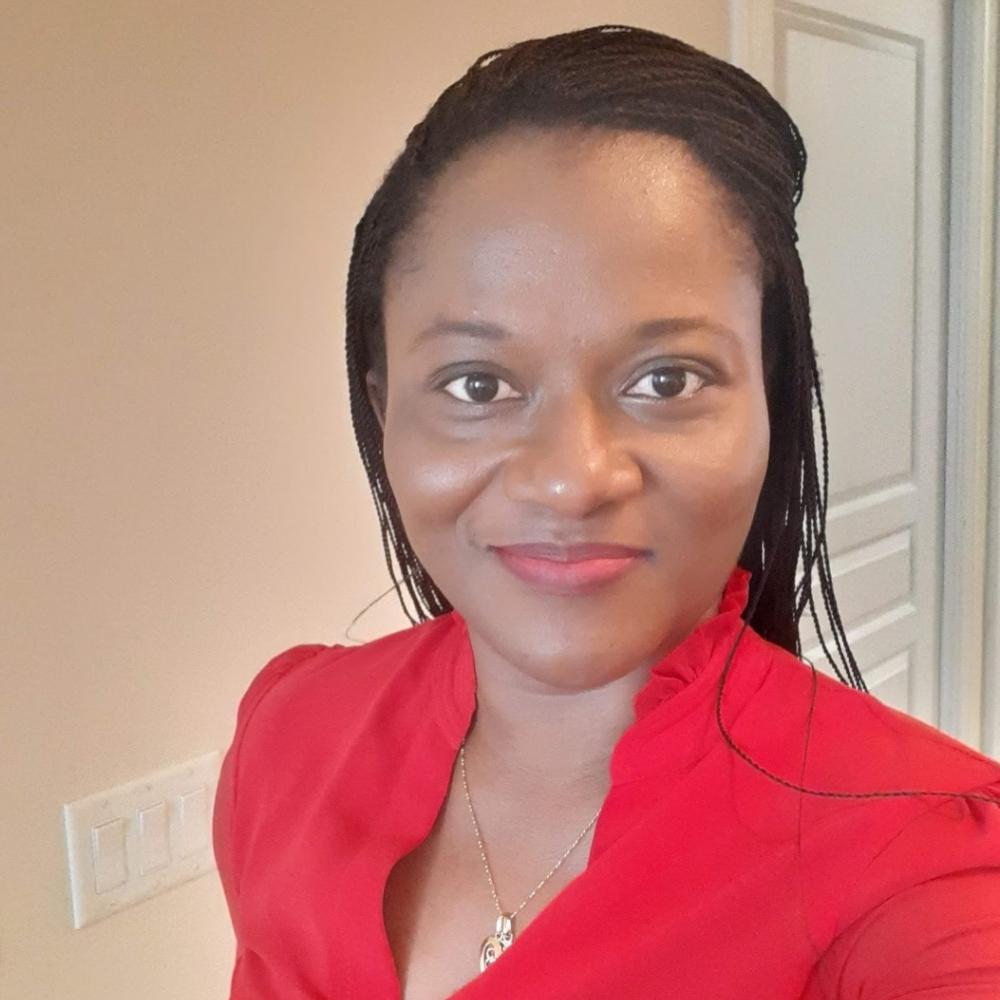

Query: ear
[{"left": 365, "top": 370, "right": 387, "bottom": 433}]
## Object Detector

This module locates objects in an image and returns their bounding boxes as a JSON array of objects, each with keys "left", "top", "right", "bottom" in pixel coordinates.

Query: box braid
[{"left": 345, "top": 23, "right": 1000, "bottom": 812}]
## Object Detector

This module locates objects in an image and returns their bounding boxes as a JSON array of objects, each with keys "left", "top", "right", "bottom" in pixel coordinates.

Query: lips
[
  {"left": 493, "top": 542, "right": 645, "bottom": 561},
  {"left": 490, "top": 542, "right": 647, "bottom": 593}
]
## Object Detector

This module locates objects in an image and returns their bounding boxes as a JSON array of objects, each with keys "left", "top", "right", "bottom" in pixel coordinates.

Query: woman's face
[{"left": 368, "top": 127, "right": 769, "bottom": 691}]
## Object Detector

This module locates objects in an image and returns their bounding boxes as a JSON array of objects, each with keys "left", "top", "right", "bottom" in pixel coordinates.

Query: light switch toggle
[
  {"left": 176, "top": 786, "right": 209, "bottom": 858},
  {"left": 92, "top": 818, "right": 128, "bottom": 893},
  {"left": 139, "top": 802, "right": 170, "bottom": 874}
]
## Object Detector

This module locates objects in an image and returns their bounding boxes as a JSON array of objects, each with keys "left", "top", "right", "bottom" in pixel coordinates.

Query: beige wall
[{"left": 1, "top": 3, "right": 728, "bottom": 997}]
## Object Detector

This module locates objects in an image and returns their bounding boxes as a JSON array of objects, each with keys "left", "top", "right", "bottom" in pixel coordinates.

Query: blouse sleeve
[
  {"left": 212, "top": 643, "right": 331, "bottom": 933},
  {"left": 801, "top": 865, "right": 1000, "bottom": 998}
]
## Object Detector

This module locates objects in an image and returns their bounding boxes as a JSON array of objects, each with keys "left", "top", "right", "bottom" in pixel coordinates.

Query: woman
[{"left": 213, "top": 24, "right": 1000, "bottom": 999}]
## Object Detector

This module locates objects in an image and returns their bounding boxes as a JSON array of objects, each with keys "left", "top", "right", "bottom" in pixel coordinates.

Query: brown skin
[{"left": 366, "top": 126, "right": 769, "bottom": 996}]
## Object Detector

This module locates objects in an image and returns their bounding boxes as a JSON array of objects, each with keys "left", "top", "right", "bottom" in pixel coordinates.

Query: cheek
[
  {"left": 382, "top": 406, "right": 493, "bottom": 553},
  {"left": 669, "top": 395, "right": 770, "bottom": 529}
]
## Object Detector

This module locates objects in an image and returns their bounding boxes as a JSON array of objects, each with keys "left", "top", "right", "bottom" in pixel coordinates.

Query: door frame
[
  {"left": 727, "top": 0, "right": 999, "bottom": 753},
  {"left": 981, "top": 0, "right": 1000, "bottom": 761}
]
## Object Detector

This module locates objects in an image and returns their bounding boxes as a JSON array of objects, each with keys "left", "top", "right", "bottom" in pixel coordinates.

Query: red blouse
[{"left": 213, "top": 568, "right": 1000, "bottom": 998}]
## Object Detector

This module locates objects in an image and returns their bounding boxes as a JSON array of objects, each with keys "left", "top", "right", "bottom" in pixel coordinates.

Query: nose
[{"left": 501, "top": 390, "right": 643, "bottom": 516}]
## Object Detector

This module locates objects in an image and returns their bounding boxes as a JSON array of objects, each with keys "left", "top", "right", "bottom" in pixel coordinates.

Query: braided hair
[{"left": 345, "top": 23, "right": 863, "bottom": 690}]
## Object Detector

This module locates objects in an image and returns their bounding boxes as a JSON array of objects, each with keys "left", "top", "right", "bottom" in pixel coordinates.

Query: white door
[{"left": 730, "top": 0, "right": 951, "bottom": 730}]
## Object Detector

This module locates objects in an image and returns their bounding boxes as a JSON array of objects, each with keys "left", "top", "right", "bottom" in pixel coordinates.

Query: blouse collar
[{"left": 630, "top": 566, "right": 750, "bottom": 723}]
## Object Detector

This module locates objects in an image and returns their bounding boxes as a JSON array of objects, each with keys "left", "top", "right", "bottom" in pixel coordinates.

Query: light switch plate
[{"left": 62, "top": 750, "right": 221, "bottom": 928}]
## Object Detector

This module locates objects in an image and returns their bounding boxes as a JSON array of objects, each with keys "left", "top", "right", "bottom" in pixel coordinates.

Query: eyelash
[{"left": 437, "top": 366, "right": 710, "bottom": 405}]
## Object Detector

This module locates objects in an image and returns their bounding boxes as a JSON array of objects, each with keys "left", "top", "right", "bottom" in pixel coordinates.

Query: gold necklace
[{"left": 458, "top": 738, "right": 602, "bottom": 971}]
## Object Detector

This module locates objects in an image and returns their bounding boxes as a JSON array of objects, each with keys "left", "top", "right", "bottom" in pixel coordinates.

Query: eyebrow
[{"left": 411, "top": 315, "right": 740, "bottom": 349}]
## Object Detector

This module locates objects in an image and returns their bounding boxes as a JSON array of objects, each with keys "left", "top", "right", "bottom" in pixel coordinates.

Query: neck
[
  {"left": 459, "top": 599, "right": 722, "bottom": 797},
  {"left": 463, "top": 656, "right": 648, "bottom": 794}
]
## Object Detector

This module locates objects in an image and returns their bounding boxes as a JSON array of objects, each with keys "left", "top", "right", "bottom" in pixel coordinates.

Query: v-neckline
[{"left": 376, "top": 711, "right": 614, "bottom": 1000}]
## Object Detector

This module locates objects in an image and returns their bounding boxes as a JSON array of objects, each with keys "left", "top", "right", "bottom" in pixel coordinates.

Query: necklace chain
[{"left": 458, "top": 738, "right": 602, "bottom": 919}]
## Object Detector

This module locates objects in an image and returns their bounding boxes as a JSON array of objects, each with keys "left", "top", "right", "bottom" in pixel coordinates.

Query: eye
[
  {"left": 440, "top": 371, "right": 521, "bottom": 404},
  {"left": 624, "top": 366, "right": 707, "bottom": 401}
]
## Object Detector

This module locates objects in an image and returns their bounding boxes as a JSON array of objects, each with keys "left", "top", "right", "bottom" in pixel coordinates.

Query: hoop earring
[{"left": 342, "top": 583, "right": 405, "bottom": 644}]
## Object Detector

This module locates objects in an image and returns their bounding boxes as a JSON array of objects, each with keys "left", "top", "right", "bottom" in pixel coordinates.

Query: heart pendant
[{"left": 479, "top": 912, "right": 514, "bottom": 971}]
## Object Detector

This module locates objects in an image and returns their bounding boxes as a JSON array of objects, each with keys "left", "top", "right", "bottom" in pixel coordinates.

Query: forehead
[{"left": 384, "top": 127, "right": 761, "bottom": 338}]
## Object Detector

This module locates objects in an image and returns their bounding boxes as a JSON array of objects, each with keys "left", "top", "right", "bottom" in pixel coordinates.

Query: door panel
[{"left": 736, "top": 1, "right": 950, "bottom": 725}]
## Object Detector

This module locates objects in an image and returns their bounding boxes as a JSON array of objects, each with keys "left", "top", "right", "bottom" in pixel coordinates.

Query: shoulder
[
  {"left": 733, "top": 630, "right": 1000, "bottom": 963},
  {"left": 226, "top": 641, "right": 334, "bottom": 736},
  {"left": 229, "top": 611, "right": 459, "bottom": 744},
  {"left": 739, "top": 627, "right": 1000, "bottom": 795}
]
